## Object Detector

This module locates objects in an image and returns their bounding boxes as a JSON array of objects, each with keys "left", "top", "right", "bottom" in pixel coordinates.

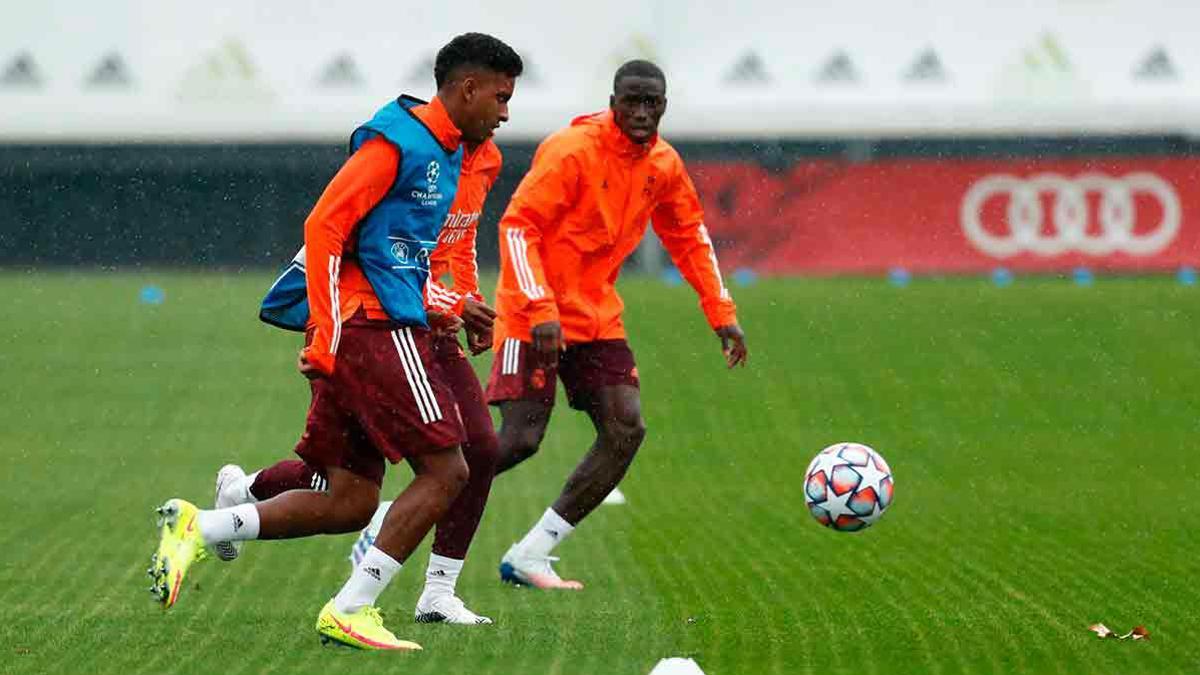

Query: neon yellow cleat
[
  {"left": 316, "top": 601, "right": 422, "bottom": 651},
  {"left": 147, "top": 498, "right": 206, "bottom": 609}
]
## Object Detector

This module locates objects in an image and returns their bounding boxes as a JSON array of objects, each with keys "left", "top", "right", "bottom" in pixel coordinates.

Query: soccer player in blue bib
[{"left": 145, "top": 33, "right": 522, "bottom": 651}]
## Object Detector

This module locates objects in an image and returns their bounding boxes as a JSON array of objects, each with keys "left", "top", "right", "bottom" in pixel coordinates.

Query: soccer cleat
[
  {"left": 498, "top": 544, "right": 584, "bottom": 590},
  {"left": 414, "top": 593, "right": 493, "bottom": 625},
  {"left": 148, "top": 498, "right": 207, "bottom": 609},
  {"left": 316, "top": 601, "right": 422, "bottom": 651},
  {"left": 212, "top": 464, "right": 248, "bottom": 561}
]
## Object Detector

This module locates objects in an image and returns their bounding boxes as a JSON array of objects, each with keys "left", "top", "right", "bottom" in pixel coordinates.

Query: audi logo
[{"left": 961, "top": 173, "right": 1181, "bottom": 257}]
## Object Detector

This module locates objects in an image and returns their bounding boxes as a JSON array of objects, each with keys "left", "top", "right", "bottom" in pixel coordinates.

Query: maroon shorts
[
  {"left": 294, "top": 321, "right": 464, "bottom": 486},
  {"left": 432, "top": 335, "right": 495, "bottom": 447},
  {"left": 485, "top": 338, "right": 639, "bottom": 410}
]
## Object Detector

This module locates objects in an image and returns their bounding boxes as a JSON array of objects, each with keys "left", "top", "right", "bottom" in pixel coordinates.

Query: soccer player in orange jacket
[
  {"left": 487, "top": 60, "right": 749, "bottom": 590},
  {"left": 215, "top": 139, "right": 506, "bottom": 625}
]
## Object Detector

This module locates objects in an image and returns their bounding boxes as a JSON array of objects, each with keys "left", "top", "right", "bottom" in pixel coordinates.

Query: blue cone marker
[
  {"left": 139, "top": 285, "right": 166, "bottom": 305},
  {"left": 733, "top": 268, "right": 758, "bottom": 286}
]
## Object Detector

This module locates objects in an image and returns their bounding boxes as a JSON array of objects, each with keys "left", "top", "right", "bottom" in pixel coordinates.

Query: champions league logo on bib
[
  {"left": 426, "top": 161, "right": 440, "bottom": 191},
  {"left": 412, "top": 161, "right": 444, "bottom": 206}
]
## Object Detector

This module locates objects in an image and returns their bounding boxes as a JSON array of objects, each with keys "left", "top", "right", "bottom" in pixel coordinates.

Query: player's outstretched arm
[
  {"left": 651, "top": 158, "right": 746, "bottom": 368},
  {"left": 495, "top": 134, "right": 582, "bottom": 334}
]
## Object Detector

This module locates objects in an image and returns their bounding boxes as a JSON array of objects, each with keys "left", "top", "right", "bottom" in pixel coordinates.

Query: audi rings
[{"left": 961, "top": 173, "right": 1181, "bottom": 257}]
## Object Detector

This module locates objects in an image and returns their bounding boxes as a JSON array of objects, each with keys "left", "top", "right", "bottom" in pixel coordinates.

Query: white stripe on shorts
[
  {"left": 400, "top": 328, "right": 443, "bottom": 420},
  {"left": 502, "top": 338, "right": 519, "bottom": 375},
  {"left": 391, "top": 328, "right": 442, "bottom": 424}
]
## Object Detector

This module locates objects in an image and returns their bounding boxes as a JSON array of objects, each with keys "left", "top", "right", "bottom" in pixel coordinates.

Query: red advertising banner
[{"left": 691, "top": 157, "right": 1200, "bottom": 274}]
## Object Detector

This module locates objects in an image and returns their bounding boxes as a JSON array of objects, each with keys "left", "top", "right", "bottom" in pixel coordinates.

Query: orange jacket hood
[{"left": 569, "top": 110, "right": 659, "bottom": 157}]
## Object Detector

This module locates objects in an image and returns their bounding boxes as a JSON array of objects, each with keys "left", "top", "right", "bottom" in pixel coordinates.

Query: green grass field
[{"left": 2, "top": 271, "right": 1198, "bottom": 674}]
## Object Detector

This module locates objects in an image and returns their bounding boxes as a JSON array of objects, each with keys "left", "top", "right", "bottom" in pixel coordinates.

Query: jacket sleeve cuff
[
  {"left": 701, "top": 299, "right": 738, "bottom": 330},
  {"left": 528, "top": 301, "right": 560, "bottom": 328},
  {"left": 302, "top": 345, "right": 336, "bottom": 377}
]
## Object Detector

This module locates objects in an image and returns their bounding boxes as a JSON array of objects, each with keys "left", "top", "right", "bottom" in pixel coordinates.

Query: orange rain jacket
[
  {"left": 494, "top": 110, "right": 737, "bottom": 346},
  {"left": 428, "top": 140, "right": 503, "bottom": 309}
]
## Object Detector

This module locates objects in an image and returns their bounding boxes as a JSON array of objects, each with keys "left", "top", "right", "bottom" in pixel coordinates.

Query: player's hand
[
  {"left": 531, "top": 320, "right": 563, "bottom": 364},
  {"left": 461, "top": 297, "right": 497, "bottom": 334},
  {"left": 429, "top": 310, "right": 464, "bottom": 338},
  {"left": 297, "top": 349, "right": 323, "bottom": 380},
  {"left": 466, "top": 325, "right": 492, "bottom": 356},
  {"left": 715, "top": 324, "right": 748, "bottom": 369}
]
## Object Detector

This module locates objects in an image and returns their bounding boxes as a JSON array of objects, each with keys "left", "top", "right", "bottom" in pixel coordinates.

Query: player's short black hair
[
  {"left": 434, "top": 33, "right": 523, "bottom": 89},
  {"left": 613, "top": 59, "right": 666, "bottom": 92}
]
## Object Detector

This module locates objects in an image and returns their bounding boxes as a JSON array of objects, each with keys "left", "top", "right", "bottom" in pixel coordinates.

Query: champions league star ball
[{"left": 804, "top": 442, "right": 894, "bottom": 532}]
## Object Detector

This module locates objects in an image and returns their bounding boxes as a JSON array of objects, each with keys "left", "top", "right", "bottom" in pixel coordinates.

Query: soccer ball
[{"left": 804, "top": 442, "right": 894, "bottom": 532}]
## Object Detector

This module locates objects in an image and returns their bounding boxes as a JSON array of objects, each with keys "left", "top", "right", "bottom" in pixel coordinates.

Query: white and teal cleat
[{"left": 498, "top": 544, "right": 583, "bottom": 590}]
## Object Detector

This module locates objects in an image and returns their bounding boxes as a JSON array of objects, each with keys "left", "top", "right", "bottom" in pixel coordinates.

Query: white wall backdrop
[{"left": 2, "top": 0, "right": 1199, "bottom": 141}]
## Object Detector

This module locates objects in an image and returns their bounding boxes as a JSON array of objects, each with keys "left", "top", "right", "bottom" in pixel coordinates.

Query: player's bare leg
[
  {"left": 329, "top": 446, "right": 468, "bottom": 619},
  {"left": 552, "top": 385, "right": 645, "bottom": 523},
  {"left": 319, "top": 446, "right": 468, "bottom": 650},
  {"left": 253, "top": 465, "right": 379, "bottom": 538},
  {"left": 220, "top": 436, "right": 497, "bottom": 623},
  {"left": 494, "top": 399, "right": 553, "bottom": 474},
  {"left": 183, "top": 447, "right": 464, "bottom": 571},
  {"left": 211, "top": 459, "right": 333, "bottom": 560},
  {"left": 150, "top": 463, "right": 377, "bottom": 609},
  {"left": 498, "top": 386, "right": 644, "bottom": 590},
  {"left": 188, "top": 463, "right": 377, "bottom": 552},
  {"left": 370, "top": 447, "right": 469, "bottom": 564}
]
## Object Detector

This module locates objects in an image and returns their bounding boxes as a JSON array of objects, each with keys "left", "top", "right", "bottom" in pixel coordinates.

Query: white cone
[
  {"left": 603, "top": 487, "right": 627, "bottom": 505},
  {"left": 649, "top": 658, "right": 705, "bottom": 675}
]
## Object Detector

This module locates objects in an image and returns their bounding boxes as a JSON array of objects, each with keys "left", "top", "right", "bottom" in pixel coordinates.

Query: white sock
[
  {"left": 515, "top": 508, "right": 575, "bottom": 558},
  {"left": 422, "top": 553, "right": 463, "bottom": 598},
  {"left": 196, "top": 504, "right": 260, "bottom": 543},
  {"left": 334, "top": 545, "right": 401, "bottom": 614}
]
